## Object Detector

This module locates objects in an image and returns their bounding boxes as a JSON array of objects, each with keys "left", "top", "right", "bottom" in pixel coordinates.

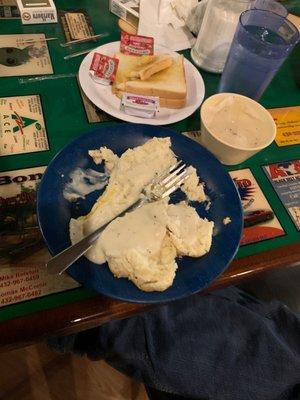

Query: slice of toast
[
  {"left": 124, "top": 55, "right": 186, "bottom": 100},
  {"left": 113, "top": 53, "right": 186, "bottom": 100},
  {"left": 112, "top": 53, "right": 156, "bottom": 94}
]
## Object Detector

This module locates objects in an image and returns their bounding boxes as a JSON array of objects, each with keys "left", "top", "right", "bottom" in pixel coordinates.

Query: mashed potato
[{"left": 69, "top": 137, "right": 213, "bottom": 292}]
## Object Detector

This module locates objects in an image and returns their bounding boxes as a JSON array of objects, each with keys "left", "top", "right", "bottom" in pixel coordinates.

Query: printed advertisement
[
  {"left": 0, "top": 166, "right": 79, "bottom": 306},
  {"left": 0, "top": 33, "right": 53, "bottom": 77},
  {"left": 269, "top": 106, "right": 300, "bottom": 147},
  {"left": 0, "top": 166, "right": 45, "bottom": 264},
  {"left": 0, "top": 95, "right": 49, "bottom": 156},
  {"left": 0, "top": 266, "right": 79, "bottom": 307},
  {"left": 0, "top": 0, "right": 20, "bottom": 18},
  {"left": 263, "top": 160, "right": 300, "bottom": 230},
  {"left": 59, "top": 9, "right": 95, "bottom": 42},
  {"left": 77, "top": 77, "right": 115, "bottom": 123},
  {"left": 230, "top": 169, "right": 285, "bottom": 245}
]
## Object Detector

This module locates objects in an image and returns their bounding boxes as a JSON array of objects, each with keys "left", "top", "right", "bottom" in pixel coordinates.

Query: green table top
[{"left": 0, "top": 0, "right": 299, "bottom": 323}]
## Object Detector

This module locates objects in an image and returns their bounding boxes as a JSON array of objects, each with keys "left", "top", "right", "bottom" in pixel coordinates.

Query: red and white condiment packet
[
  {"left": 120, "top": 31, "right": 154, "bottom": 56},
  {"left": 89, "top": 53, "right": 119, "bottom": 85}
]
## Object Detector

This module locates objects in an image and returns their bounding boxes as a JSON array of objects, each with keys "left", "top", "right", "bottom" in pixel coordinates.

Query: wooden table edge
[{"left": 0, "top": 241, "right": 300, "bottom": 352}]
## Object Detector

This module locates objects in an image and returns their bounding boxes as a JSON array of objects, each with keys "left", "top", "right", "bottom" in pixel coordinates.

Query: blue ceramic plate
[{"left": 37, "top": 124, "right": 243, "bottom": 303}]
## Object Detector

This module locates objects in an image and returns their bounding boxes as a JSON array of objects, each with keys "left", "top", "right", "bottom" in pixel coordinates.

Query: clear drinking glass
[
  {"left": 218, "top": 9, "right": 300, "bottom": 100},
  {"left": 190, "top": 0, "right": 252, "bottom": 73}
]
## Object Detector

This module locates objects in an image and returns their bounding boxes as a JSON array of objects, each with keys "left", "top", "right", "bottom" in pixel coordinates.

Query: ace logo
[
  {"left": 12, "top": 113, "right": 38, "bottom": 133},
  {"left": 2, "top": 113, "right": 37, "bottom": 135}
]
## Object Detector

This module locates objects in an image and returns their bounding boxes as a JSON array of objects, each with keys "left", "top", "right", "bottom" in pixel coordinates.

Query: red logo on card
[
  {"left": 90, "top": 53, "right": 119, "bottom": 82},
  {"left": 120, "top": 31, "right": 154, "bottom": 55}
]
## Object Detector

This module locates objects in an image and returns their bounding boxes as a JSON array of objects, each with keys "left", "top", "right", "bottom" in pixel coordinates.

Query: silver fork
[{"left": 46, "top": 161, "right": 189, "bottom": 275}]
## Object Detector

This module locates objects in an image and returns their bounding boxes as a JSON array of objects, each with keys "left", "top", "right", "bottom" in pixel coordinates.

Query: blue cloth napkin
[{"left": 49, "top": 287, "right": 300, "bottom": 400}]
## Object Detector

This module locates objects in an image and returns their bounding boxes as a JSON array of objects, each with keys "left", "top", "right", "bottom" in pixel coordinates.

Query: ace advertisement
[{"left": 0, "top": 95, "right": 49, "bottom": 156}]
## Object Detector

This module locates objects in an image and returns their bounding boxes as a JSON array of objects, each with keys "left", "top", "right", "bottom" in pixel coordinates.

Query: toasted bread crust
[
  {"left": 123, "top": 83, "right": 186, "bottom": 99},
  {"left": 139, "top": 56, "right": 173, "bottom": 80}
]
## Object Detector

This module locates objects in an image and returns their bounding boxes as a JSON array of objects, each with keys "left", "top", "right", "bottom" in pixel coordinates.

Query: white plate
[{"left": 78, "top": 41, "right": 205, "bottom": 126}]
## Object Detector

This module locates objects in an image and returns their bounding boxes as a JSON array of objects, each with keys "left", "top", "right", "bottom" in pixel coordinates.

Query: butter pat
[
  {"left": 120, "top": 93, "right": 159, "bottom": 118},
  {"left": 16, "top": 0, "right": 57, "bottom": 24}
]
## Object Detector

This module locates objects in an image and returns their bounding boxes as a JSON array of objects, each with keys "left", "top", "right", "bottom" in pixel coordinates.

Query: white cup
[{"left": 200, "top": 93, "right": 276, "bottom": 165}]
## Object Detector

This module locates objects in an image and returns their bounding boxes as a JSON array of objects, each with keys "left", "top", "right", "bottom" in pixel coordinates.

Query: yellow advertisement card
[{"left": 269, "top": 106, "right": 300, "bottom": 147}]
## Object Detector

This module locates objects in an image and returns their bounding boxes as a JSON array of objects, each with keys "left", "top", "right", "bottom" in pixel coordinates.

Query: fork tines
[
  {"left": 161, "top": 161, "right": 189, "bottom": 198},
  {"left": 153, "top": 160, "right": 183, "bottom": 184},
  {"left": 161, "top": 161, "right": 186, "bottom": 186}
]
